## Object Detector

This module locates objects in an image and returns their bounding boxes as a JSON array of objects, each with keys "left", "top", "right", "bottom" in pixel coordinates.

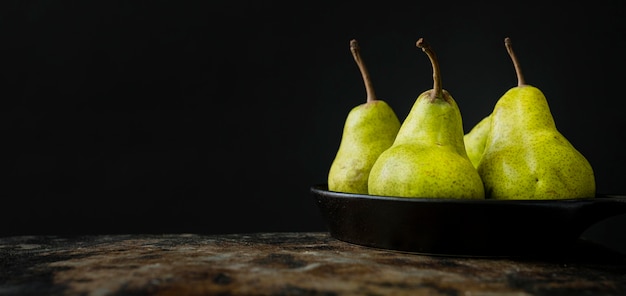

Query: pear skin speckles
[
  {"left": 478, "top": 134, "right": 595, "bottom": 200},
  {"left": 328, "top": 100, "right": 401, "bottom": 194},
  {"left": 368, "top": 144, "right": 485, "bottom": 199},
  {"left": 464, "top": 114, "right": 491, "bottom": 168}
]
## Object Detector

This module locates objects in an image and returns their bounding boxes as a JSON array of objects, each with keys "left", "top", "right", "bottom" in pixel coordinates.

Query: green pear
[
  {"left": 477, "top": 37, "right": 595, "bottom": 200},
  {"left": 367, "top": 38, "right": 485, "bottom": 199},
  {"left": 464, "top": 114, "right": 491, "bottom": 168},
  {"left": 328, "top": 39, "right": 401, "bottom": 194}
]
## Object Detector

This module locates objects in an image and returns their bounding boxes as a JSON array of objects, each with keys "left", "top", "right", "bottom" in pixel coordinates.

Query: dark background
[{"left": 2, "top": 1, "right": 626, "bottom": 253}]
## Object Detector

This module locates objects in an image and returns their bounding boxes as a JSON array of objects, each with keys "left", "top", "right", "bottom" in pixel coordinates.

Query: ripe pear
[
  {"left": 328, "top": 39, "right": 401, "bottom": 194},
  {"left": 367, "top": 38, "right": 485, "bottom": 199},
  {"left": 477, "top": 37, "right": 595, "bottom": 200},
  {"left": 464, "top": 114, "right": 491, "bottom": 168}
]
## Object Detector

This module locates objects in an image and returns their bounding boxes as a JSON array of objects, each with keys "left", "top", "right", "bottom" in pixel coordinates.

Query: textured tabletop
[{"left": 1, "top": 232, "right": 626, "bottom": 296}]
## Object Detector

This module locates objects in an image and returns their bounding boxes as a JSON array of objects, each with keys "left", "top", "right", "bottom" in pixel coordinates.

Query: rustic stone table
[{"left": 1, "top": 232, "right": 625, "bottom": 295}]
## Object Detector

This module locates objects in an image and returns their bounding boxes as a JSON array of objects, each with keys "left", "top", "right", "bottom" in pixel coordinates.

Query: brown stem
[
  {"left": 350, "top": 39, "right": 377, "bottom": 103},
  {"left": 416, "top": 38, "right": 442, "bottom": 101},
  {"left": 504, "top": 37, "right": 526, "bottom": 86}
]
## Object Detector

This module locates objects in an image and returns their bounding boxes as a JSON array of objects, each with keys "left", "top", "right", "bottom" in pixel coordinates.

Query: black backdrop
[{"left": 2, "top": 1, "right": 626, "bottom": 253}]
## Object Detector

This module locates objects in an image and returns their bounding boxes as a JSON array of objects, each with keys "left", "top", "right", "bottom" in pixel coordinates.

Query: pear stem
[
  {"left": 416, "top": 38, "right": 442, "bottom": 101},
  {"left": 504, "top": 37, "right": 526, "bottom": 86},
  {"left": 350, "top": 39, "right": 377, "bottom": 103}
]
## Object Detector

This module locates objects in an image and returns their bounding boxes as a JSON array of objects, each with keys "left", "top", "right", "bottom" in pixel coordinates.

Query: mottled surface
[{"left": 1, "top": 232, "right": 625, "bottom": 296}]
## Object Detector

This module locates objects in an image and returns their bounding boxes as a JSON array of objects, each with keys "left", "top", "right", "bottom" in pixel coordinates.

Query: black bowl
[{"left": 310, "top": 184, "right": 626, "bottom": 257}]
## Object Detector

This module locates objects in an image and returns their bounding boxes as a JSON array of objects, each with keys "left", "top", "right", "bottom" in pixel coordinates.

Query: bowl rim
[{"left": 310, "top": 183, "right": 608, "bottom": 205}]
